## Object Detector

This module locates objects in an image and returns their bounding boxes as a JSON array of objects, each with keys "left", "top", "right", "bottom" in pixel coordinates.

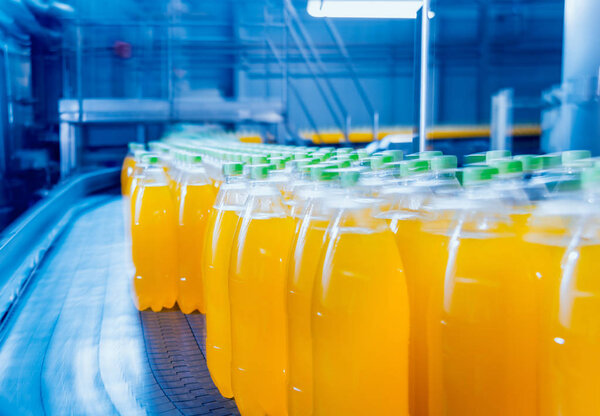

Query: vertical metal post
[
  {"left": 491, "top": 88, "right": 514, "bottom": 152},
  {"left": 418, "top": 0, "right": 431, "bottom": 152}
]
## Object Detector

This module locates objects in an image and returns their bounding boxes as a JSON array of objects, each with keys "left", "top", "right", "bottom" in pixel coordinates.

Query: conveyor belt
[{"left": 0, "top": 194, "right": 239, "bottom": 416}]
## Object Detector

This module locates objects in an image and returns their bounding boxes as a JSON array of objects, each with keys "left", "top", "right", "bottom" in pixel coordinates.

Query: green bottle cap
[
  {"left": 538, "top": 153, "right": 562, "bottom": 169},
  {"left": 513, "top": 155, "right": 542, "bottom": 172},
  {"left": 269, "top": 157, "right": 287, "bottom": 170},
  {"left": 464, "top": 153, "right": 486, "bottom": 165},
  {"left": 490, "top": 159, "right": 523, "bottom": 175},
  {"left": 371, "top": 154, "right": 395, "bottom": 170},
  {"left": 400, "top": 160, "right": 430, "bottom": 177},
  {"left": 430, "top": 155, "right": 457, "bottom": 171},
  {"left": 249, "top": 164, "right": 270, "bottom": 180},
  {"left": 582, "top": 167, "right": 600, "bottom": 190},
  {"left": 252, "top": 155, "right": 268, "bottom": 164},
  {"left": 562, "top": 150, "right": 592, "bottom": 166},
  {"left": 310, "top": 164, "right": 339, "bottom": 181},
  {"left": 486, "top": 150, "right": 511, "bottom": 162},
  {"left": 419, "top": 150, "right": 443, "bottom": 160},
  {"left": 336, "top": 148, "right": 353, "bottom": 155},
  {"left": 190, "top": 154, "right": 203, "bottom": 164},
  {"left": 346, "top": 152, "right": 359, "bottom": 161},
  {"left": 462, "top": 166, "right": 499, "bottom": 185},
  {"left": 222, "top": 162, "right": 244, "bottom": 176},
  {"left": 340, "top": 169, "right": 360, "bottom": 187},
  {"left": 141, "top": 154, "right": 160, "bottom": 165},
  {"left": 381, "top": 149, "right": 403, "bottom": 162},
  {"left": 356, "top": 149, "right": 369, "bottom": 159}
]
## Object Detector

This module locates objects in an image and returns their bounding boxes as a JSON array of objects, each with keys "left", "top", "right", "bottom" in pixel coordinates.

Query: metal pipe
[{"left": 418, "top": 0, "right": 431, "bottom": 152}]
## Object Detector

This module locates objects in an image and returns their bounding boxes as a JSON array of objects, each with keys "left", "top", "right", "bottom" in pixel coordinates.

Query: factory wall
[{"left": 57, "top": 0, "right": 563, "bottom": 131}]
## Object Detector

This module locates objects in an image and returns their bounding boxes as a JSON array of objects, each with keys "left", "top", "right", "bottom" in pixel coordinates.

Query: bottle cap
[
  {"left": 464, "top": 153, "right": 486, "bottom": 165},
  {"left": 222, "top": 162, "right": 244, "bottom": 176},
  {"left": 582, "top": 167, "right": 600, "bottom": 190},
  {"left": 486, "top": 150, "right": 511, "bottom": 162},
  {"left": 562, "top": 150, "right": 592, "bottom": 166},
  {"left": 419, "top": 150, "right": 443, "bottom": 160},
  {"left": 537, "top": 153, "right": 562, "bottom": 169},
  {"left": 462, "top": 166, "right": 499, "bottom": 185},
  {"left": 381, "top": 149, "right": 403, "bottom": 162},
  {"left": 430, "top": 155, "right": 457, "bottom": 171},
  {"left": 340, "top": 169, "right": 360, "bottom": 187},
  {"left": 249, "top": 164, "right": 270, "bottom": 180},
  {"left": 400, "top": 159, "right": 430, "bottom": 177},
  {"left": 490, "top": 159, "right": 523, "bottom": 175},
  {"left": 513, "top": 155, "right": 542, "bottom": 172}
]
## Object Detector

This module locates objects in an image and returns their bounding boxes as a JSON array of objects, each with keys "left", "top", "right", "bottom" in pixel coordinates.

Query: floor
[{"left": 0, "top": 195, "right": 240, "bottom": 416}]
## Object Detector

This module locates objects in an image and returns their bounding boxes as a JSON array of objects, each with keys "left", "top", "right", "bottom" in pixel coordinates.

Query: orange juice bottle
[
  {"left": 176, "top": 154, "right": 215, "bottom": 314},
  {"left": 203, "top": 161, "right": 247, "bottom": 398},
  {"left": 131, "top": 155, "right": 178, "bottom": 312},
  {"left": 229, "top": 164, "right": 295, "bottom": 416},
  {"left": 311, "top": 171, "right": 409, "bottom": 416},
  {"left": 428, "top": 166, "right": 537, "bottom": 415},
  {"left": 286, "top": 167, "right": 339, "bottom": 416},
  {"left": 526, "top": 168, "right": 600, "bottom": 415},
  {"left": 121, "top": 143, "right": 144, "bottom": 196}
]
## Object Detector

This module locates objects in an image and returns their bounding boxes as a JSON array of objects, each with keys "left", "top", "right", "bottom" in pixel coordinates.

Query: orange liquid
[
  {"left": 203, "top": 207, "right": 240, "bottom": 398},
  {"left": 131, "top": 184, "right": 178, "bottom": 312},
  {"left": 531, "top": 226, "right": 600, "bottom": 415},
  {"left": 229, "top": 214, "right": 295, "bottom": 416},
  {"left": 429, "top": 221, "right": 537, "bottom": 415},
  {"left": 390, "top": 215, "right": 431, "bottom": 416},
  {"left": 312, "top": 224, "right": 409, "bottom": 415},
  {"left": 287, "top": 214, "right": 329, "bottom": 416},
  {"left": 177, "top": 183, "right": 215, "bottom": 314}
]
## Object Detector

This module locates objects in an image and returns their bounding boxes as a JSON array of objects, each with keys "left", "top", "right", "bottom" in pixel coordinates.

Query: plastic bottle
[
  {"left": 428, "top": 166, "right": 537, "bottom": 416},
  {"left": 525, "top": 167, "right": 600, "bottom": 415},
  {"left": 131, "top": 155, "right": 178, "bottom": 312},
  {"left": 176, "top": 154, "right": 215, "bottom": 314},
  {"left": 286, "top": 167, "right": 340, "bottom": 416},
  {"left": 311, "top": 170, "right": 409, "bottom": 415},
  {"left": 203, "top": 161, "right": 248, "bottom": 398},
  {"left": 229, "top": 164, "right": 295, "bottom": 416},
  {"left": 121, "top": 143, "right": 145, "bottom": 196},
  {"left": 379, "top": 155, "right": 456, "bottom": 416}
]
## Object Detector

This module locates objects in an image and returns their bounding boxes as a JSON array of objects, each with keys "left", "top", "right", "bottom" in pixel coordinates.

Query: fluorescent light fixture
[{"left": 307, "top": 0, "right": 424, "bottom": 19}]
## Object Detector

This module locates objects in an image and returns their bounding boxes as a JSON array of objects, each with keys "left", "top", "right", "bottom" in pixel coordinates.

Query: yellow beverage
[
  {"left": 287, "top": 211, "right": 329, "bottom": 416},
  {"left": 177, "top": 182, "right": 215, "bottom": 314},
  {"left": 203, "top": 167, "right": 248, "bottom": 399},
  {"left": 392, "top": 216, "right": 429, "bottom": 416},
  {"left": 311, "top": 202, "right": 409, "bottom": 415},
  {"left": 131, "top": 174, "right": 178, "bottom": 312},
  {"left": 526, "top": 203, "right": 600, "bottom": 415},
  {"left": 428, "top": 212, "right": 537, "bottom": 416},
  {"left": 230, "top": 214, "right": 294, "bottom": 416}
]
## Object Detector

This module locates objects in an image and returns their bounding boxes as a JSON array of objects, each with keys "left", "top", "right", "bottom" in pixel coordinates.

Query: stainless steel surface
[
  {"left": 0, "top": 168, "right": 119, "bottom": 325},
  {"left": 0, "top": 196, "right": 239, "bottom": 416}
]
